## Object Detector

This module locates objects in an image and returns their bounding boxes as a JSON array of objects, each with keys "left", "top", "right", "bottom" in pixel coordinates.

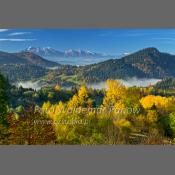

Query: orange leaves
[
  {"left": 140, "top": 95, "right": 156, "bottom": 109},
  {"left": 8, "top": 107, "right": 56, "bottom": 145}
]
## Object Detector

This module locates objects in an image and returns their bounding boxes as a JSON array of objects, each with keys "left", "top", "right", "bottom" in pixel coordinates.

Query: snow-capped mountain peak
[
  {"left": 24, "top": 47, "right": 109, "bottom": 58},
  {"left": 24, "top": 46, "right": 63, "bottom": 57},
  {"left": 22, "top": 46, "right": 115, "bottom": 65}
]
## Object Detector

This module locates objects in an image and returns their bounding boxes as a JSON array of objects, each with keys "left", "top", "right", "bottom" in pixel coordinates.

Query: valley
[{"left": 1, "top": 46, "right": 175, "bottom": 145}]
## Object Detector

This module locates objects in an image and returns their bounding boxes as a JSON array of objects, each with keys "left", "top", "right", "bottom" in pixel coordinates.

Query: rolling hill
[
  {"left": 79, "top": 47, "right": 175, "bottom": 82},
  {"left": 1, "top": 47, "right": 175, "bottom": 86},
  {"left": 0, "top": 51, "right": 60, "bottom": 68}
]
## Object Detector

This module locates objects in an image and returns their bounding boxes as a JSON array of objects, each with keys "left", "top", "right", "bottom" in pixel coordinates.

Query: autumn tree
[
  {"left": 103, "top": 79, "right": 127, "bottom": 107},
  {"left": 68, "top": 85, "right": 90, "bottom": 108},
  {"left": 54, "top": 84, "right": 61, "bottom": 91},
  {"left": 9, "top": 107, "right": 56, "bottom": 145},
  {"left": 140, "top": 95, "right": 173, "bottom": 110}
]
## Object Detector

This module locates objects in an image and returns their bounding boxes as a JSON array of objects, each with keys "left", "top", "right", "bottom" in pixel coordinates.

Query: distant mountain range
[
  {"left": 24, "top": 47, "right": 64, "bottom": 58},
  {"left": 24, "top": 46, "right": 111, "bottom": 58},
  {"left": 1, "top": 47, "right": 175, "bottom": 84},
  {"left": 23, "top": 46, "right": 115, "bottom": 65}
]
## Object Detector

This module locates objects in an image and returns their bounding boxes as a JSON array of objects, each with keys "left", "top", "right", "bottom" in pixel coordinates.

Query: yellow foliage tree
[
  {"left": 54, "top": 85, "right": 61, "bottom": 91},
  {"left": 114, "top": 118, "right": 132, "bottom": 129},
  {"left": 68, "top": 94, "right": 79, "bottom": 108},
  {"left": 78, "top": 86, "right": 88, "bottom": 105},
  {"left": 146, "top": 110, "right": 158, "bottom": 123},
  {"left": 42, "top": 101, "right": 51, "bottom": 111},
  {"left": 68, "top": 86, "right": 89, "bottom": 108},
  {"left": 140, "top": 95, "right": 173, "bottom": 109},
  {"left": 42, "top": 101, "right": 65, "bottom": 121},
  {"left": 103, "top": 79, "right": 126, "bottom": 107}
]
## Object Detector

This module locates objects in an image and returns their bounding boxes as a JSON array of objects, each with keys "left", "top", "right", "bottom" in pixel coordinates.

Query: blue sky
[{"left": 1, "top": 29, "right": 175, "bottom": 55}]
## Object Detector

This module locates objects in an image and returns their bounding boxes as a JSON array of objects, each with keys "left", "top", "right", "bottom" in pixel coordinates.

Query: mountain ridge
[
  {"left": 22, "top": 46, "right": 117, "bottom": 65},
  {"left": 1, "top": 47, "right": 175, "bottom": 84},
  {"left": 23, "top": 46, "right": 112, "bottom": 58},
  {"left": 79, "top": 47, "right": 175, "bottom": 82},
  {"left": 0, "top": 51, "right": 60, "bottom": 68}
]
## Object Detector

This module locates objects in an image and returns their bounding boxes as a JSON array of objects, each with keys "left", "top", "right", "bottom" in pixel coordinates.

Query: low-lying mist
[
  {"left": 15, "top": 78, "right": 161, "bottom": 91},
  {"left": 87, "top": 78, "right": 161, "bottom": 89},
  {"left": 15, "top": 81, "right": 44, "bottom": 90}
]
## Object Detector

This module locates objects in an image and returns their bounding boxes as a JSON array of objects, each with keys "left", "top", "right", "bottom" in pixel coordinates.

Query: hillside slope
[
  {"left": 79, "top": 48, "right": 175, "bottom": 82},
  {"left": 0, "top": 51, "right": 60, "bottom": 67}
]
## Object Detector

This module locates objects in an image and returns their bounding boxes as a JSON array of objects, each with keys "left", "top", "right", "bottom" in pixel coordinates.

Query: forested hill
[
  {"left": 1, "top": 47, "right": 175, "bottom": 84},
  {"left": 0, "top": 51, "right": 60, "bottom": 68},
  {"left": 79, "top": 47, "right": 175, "bottom": 82}
]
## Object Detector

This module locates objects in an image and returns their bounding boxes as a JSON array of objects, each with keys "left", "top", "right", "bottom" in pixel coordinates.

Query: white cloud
[
  {"left": 0, "top": 29, "right": 9, "bottom": 32},
  {"left": 0, "top": 38, "right": 36, "bottom": 42},
  {"left": 9, "top": 32, "right": 32, "bottom": 36}
]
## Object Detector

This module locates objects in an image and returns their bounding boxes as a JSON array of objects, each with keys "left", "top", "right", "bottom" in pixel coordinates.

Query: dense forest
[
  {"left": 1, "top": 47, "right": 175, "bottom": 144},
  {"left": 1, "top": 72, "right": 175, "bottom": 144}
]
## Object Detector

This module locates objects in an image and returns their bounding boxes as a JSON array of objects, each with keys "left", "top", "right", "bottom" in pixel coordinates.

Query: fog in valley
[
  {"left": 87, "top": 78, "right": 161, "bottom": 89},
  {"left": 15, "top": 81, "right": 45, "bottom": 90},
  {"left": 15, "top": 78, "right": 161, "bottom": 91}
]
